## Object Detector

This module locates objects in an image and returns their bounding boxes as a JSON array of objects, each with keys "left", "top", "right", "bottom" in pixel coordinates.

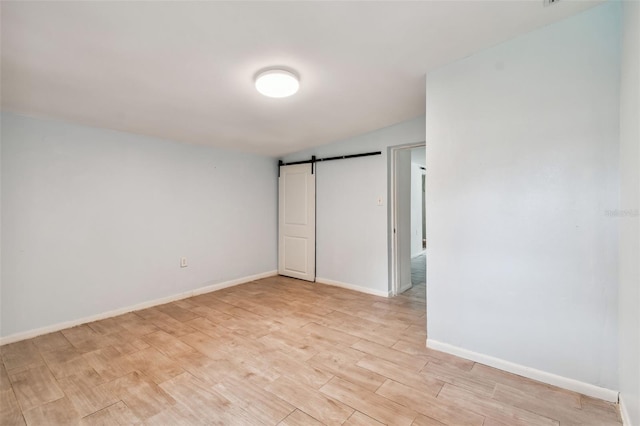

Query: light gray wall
[
  {"left": 618, "top": 0, "right": 639, "bottom": 423},
  {"left": 425, "top": 2, "right": 620, "bottom": 390},
  {"left": 281, "top": 116, "right": 425, "bottom": 294},
  {"left": 397, "top": 149, "right": 412, "bottom": 291},
  {"left": 411, "top": 147, "right": 426, "bottom": 168},
  {"left": 1, "top": 113, "right": 278, "bottom": 338},
  {"left": 0, "top": 117, "right": 3, "bottom": 335},
  {"left": 411, "top": 147, "right": 426, "bottom": 257}
]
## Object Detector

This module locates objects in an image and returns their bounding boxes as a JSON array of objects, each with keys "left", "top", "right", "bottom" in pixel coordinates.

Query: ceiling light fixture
[{"left": 255, "top": 69, "right": 299, "bottom": 98}]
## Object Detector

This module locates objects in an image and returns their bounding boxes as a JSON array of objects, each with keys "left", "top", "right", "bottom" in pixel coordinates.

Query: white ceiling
[{"left": 1, "top": 1, "right": 602, "bottom": 157}]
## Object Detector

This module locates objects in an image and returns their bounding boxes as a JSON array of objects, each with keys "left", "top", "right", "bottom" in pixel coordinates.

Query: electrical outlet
[
  {"left": 543, "top": 0, "right": 560, "bottom": 7},
  {"left": 180, "top": 257, "right": 188, "bottom": 268},
  {"left": 377, "top": 196, "right": 384, "bottom": 206}
]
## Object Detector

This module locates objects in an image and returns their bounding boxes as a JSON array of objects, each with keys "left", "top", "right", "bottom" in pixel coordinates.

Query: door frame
[{"left": 387, "top": 142, "right": 426, "bottom": 296}]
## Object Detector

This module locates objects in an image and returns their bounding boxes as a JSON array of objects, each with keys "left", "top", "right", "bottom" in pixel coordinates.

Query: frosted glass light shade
[{"left": 255, "top": 70, "right": 299, "bottom": 98}]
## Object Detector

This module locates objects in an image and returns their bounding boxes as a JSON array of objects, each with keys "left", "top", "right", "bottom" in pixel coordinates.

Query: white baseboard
[
  {"left": 316, "top": 277, "right": 390, "bottom": 298},
  {"left": 426, "top": 339, "right": 619, "bottom": 403},
  {"left": 0, "top": 270, "right": 277, "bottom": 346},
  {"left": 620, "top": 395, "right": 632, "bottom": 426},
  {"left": 399, "top": 281, "right": 413, "bottom": 293}
]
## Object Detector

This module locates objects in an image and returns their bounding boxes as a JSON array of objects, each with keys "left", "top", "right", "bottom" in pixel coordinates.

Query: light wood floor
[{"left": 1, "top": 275, "right": 621, "bottom": 425}]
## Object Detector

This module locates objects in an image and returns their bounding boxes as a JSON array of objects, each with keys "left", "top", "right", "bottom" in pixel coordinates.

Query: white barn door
[{"left": 278, "top": 164, "right": 316, "bottom": 281}]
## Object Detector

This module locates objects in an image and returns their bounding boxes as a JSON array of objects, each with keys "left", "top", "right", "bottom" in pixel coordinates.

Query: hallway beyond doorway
[
  {"left": 411, "top": 252, "right": 426, "bottom": 288},
  {"left": 402, "top": 252, "right": 426, "bottom": 303}
]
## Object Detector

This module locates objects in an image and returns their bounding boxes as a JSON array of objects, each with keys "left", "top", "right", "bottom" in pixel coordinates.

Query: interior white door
[{"left": 278, "top": 163, "right": 316, "bottom": 281}]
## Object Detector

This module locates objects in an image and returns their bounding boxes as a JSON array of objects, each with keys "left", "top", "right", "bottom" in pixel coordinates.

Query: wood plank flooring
[{"left": 1, "top": 275, "right": 621, "bottom": 425}]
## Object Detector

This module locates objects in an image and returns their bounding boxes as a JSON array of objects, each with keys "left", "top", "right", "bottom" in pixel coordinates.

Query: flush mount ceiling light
[{"left": 255, "top": 69, "right": 299, "bottom": 98}]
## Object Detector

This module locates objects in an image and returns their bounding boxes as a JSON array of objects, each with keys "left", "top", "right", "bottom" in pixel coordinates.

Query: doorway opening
[{"left": 388, "top": 142, "right": 426, "bottom": 297}]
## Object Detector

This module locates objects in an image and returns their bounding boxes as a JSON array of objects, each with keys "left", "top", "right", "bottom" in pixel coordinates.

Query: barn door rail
[{"left": 278, "top": 151, "right": 382, "bottom": 175}]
